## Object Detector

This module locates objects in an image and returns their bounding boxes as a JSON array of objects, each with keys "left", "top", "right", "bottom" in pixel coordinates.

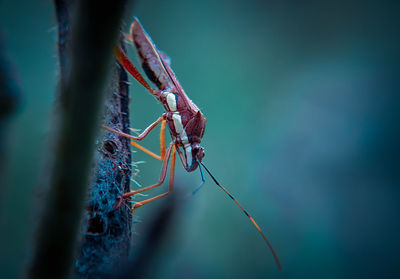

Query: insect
[{"left": 104, "top": 17, "right": 281, "bottom": 270}]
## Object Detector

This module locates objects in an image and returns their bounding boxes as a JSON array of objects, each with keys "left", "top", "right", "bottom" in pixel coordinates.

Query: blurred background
[{"left": 0, "top": 0, "right": 399, "bottom": 278}]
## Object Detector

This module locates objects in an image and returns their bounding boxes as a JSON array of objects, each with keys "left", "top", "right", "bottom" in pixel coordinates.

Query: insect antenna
[
  {"left": 192, "top": 161, "right": 206, "bottom": 195},
  {"left": 199, "top": 161, "right": 282, "bottom": 270}
]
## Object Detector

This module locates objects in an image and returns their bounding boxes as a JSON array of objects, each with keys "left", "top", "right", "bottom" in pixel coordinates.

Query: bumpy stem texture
[
  {"left": 28, "top": 1, "right": 128, "bottom": 279},
  {"left": 75, "top": 41, "right": 133, "bottom": 278}
]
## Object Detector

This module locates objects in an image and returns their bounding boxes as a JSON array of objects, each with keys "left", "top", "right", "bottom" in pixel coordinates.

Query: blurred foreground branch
[
  {"left": 0, "top": 30, "right": 22, "bottom": 196},
  {"left": 112, "top": 191, "right": 181, "bottom": 279},
  {"left": 28, "top": 1, "right": 127, "bottom": 279}
]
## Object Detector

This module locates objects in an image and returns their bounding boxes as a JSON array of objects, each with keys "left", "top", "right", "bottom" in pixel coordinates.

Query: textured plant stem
[
  {"left": 74, "top": 40, "right": 133, "bottom": 278},
  {"left": 54, "top": 0, "right": 134, "bottom": 277},
  {"left": 28, "top": 1, "right": 127, "bottom": 279}
]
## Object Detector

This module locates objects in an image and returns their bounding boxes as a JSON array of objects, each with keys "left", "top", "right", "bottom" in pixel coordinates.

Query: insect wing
[
  {"left": 131, "top": 18, "right": 176, "bottom": 91},
  {"left": 131, "top": 18, "right": 200, "bottom": 113}
]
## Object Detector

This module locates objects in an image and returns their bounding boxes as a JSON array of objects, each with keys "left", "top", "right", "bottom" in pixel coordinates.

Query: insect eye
[
  {"left": 199, "top": 148, "right": 205, "bottom": 160},
  {"left": 194, "top": 146, "right": 205, "bottom": 161}
]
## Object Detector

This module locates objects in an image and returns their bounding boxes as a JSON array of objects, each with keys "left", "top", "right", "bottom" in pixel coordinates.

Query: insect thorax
[{"left": 160, "top": 90, "right": 206, "bottom": 170}]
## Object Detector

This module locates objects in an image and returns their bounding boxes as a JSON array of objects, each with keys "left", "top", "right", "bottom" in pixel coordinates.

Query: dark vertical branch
[
  {"left": 28, "top": 1, "right": 127, "bottom": 279},
  {"left": 53, "top": 1, "right": 134, "bottom": 277},
  {"left": 75, "top": 39, "right": 133, "bottom": 278},
  {"left": 54, "top": 0, "right": 70, "bottom": 82},
  {"left": 0, "top": 32, "right": 21, "bottom": 120},
  {"left": 0, "top": 30, "right": 22, "bottom": 202}
]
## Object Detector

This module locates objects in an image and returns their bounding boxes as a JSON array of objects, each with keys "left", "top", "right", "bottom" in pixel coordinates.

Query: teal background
[{"left": 1, "top": 0, "right": 399, "bottom": 278}]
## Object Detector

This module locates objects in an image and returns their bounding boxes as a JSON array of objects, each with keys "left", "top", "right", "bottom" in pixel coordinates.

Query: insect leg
[
  {"left": 129, "top": 117, "right": 166, "bottom": 161},
  {"left": 116, "top": 142, "right": 174, "bottom": 208},
  {"left": 103, "top": 117, "right": 166, "bottom": 161},
  {"left": 158, "top": 117, "right": 167, "bottom": 159},
  {"left": 123, "top": 32, "right": 133, "bottom": 42},
  {"left": 121, "top": 21, "right": 137, "bottom": 43},
  {"left": 131, "top": 144, "right": 176, "bottom": 212},
  {"left": 132, "top": 116, "right": 165, "bottom": 141}
]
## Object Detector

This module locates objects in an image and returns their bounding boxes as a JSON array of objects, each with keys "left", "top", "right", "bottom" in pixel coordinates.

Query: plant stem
[
  {"left": 28, "top": 1, "right": 127, "bottom": 278},
  {"left": 75, "top": 38, "right": 133, "bottom": 278}
]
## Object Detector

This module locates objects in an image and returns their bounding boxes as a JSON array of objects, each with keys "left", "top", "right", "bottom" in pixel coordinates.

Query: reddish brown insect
[{"left": 104, "top": 18, "right": 281, "bottom": 270}]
